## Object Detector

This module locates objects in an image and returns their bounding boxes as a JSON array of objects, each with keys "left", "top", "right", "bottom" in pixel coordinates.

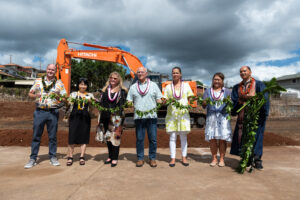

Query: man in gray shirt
[{"left": 127, "top": 67, "right": 163, "bottom": 167}]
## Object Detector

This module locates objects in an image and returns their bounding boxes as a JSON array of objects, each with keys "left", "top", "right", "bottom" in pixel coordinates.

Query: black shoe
[
  {"left": 104, "top": 159, "right": 112, "bottom": 164},
  {"left": 254, "top": 160, "right": 263, "bottom": 170},
  {"left": 182, "top": 162, "right": 189, "bottom": 167},
  {"left": 111, "top": 160, "right": 118, "bottom": 167},
  {"left": 169, "top": 163, "right": 175, "bottom": 167}
]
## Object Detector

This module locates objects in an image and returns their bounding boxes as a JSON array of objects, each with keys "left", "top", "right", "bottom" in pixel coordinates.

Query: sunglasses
[{"left": 79, "top": 78, "right": 88, "bottom": 82}]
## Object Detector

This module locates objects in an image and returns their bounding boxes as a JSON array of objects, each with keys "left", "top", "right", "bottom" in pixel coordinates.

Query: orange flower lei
[{"left": 239, "top": 77, "right": 255, "bottom": 95}]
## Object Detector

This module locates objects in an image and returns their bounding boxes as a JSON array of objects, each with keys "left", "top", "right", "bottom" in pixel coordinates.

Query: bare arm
[{"left": 28, "top": 90, "right": 41, "bottom": 99}]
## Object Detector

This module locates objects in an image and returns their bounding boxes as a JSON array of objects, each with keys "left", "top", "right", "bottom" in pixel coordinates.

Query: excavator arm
[{"left": 56, "top": 38, "right": 143, "bottom": 94}]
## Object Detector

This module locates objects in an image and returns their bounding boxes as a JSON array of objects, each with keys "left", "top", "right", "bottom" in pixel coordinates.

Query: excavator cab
[{"left": 130, "top": 71, "right": 162, "bottom": 91}]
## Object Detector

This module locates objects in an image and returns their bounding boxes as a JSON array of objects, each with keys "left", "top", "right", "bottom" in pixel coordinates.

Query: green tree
[
  {"left": 196, "top": 80, "right": 204, "bottom": 86},
  {"left": 71, "top": 59, "right": 126, "bottom": 92},
  {"left": 17, "top": 71, "right": 27, "bottom": 77}
]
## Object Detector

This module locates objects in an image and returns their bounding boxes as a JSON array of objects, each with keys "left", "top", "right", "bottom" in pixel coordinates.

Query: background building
[{"left": 277, "top": 73, "right": 300, "bottom": 90}]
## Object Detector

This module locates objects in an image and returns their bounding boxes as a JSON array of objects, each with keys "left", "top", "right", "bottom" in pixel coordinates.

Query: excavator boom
[{"left": 56, "top": 38, "right": 143, "bottom": 94}]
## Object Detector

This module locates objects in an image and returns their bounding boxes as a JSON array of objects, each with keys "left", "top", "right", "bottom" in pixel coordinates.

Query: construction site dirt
[{"left": 1, "top": 101, "right": 300, "bottom": 147}]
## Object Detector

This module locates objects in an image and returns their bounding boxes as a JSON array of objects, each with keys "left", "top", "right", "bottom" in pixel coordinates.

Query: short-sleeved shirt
[
  {"left": 163, "top": 82, "right": 194, "bottom": 132},
  {"left": 127, "top": 80, "right": 163, "bottom": 119},
  {"left": 30, "top": 77, "right": 66, "bottom": 109}
]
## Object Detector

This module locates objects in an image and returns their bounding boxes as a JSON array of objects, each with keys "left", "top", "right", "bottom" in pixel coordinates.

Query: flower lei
[
  {"left": 137, "top": 78, "right": 150, "bottom": 96},
  {"left": 210, "top": 88, "right": 224, "bottom": 101},
  {"left": 108, "top": 86, "right": 119, "bottom": 102},
  {"left": 239, "top": 77, "right": 255, "bottom": 95},
  {"left": 171, "top": 81, "right": 183, "bottom": 100},
  {"left": 77, "top": 92, "right": 87, "bottom": 110},
  {"left": 49, "top": 77, "right": 286, "bottom": 175},
  {"left": 42, "top": 76, "right": 57, "bottom": 93}
]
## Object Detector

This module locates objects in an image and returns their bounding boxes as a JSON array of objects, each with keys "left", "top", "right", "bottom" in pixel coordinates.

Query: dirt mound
[
  {"left": 1, "top": 101, "right": 299, "bottom": 147},
  {"left": 1, "top": 129, "right": 299, "bottom": 147}
]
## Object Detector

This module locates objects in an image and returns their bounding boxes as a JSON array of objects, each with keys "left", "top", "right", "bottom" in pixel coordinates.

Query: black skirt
[{"left": 69, "top": 103, "right": 91, "bottom": 144}]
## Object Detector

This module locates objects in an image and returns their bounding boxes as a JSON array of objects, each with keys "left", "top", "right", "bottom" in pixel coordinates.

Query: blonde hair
[{"left": 102, "top": 71, "right": 128, "bottom": 93}]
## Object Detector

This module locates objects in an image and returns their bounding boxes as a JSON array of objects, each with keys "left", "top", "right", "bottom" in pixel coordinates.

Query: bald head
[
  {"left": 137, "top": 67, "right": 148, "bottom": 83},
  {"left": 240, "top": 66, "right": 252, "bottom": 81},
  {"left": 46, "top": 64, "right": 57, "bottom": 80},
  {"left": 137, "top": 67, "right": 147, "bottom": 73}
]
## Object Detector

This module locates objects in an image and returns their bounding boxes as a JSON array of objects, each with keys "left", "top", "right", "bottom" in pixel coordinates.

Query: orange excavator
[
  {"left": 56, "top": 38, "right": 144, "bottom": 94},
  {"left": 55, "top": 38, "right": 206, "bottom": 127}
]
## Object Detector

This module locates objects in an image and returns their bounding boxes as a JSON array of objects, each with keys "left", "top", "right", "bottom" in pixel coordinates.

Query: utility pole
[
  {"left": 39, "top": 56, "right": 42, "bottom": 71},
  {"left": 9, "top": 55, "right": 12, "bottom": 64}
]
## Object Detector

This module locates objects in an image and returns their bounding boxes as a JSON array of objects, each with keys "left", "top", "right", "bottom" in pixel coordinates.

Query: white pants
[{"left": 169, "top": 132, "right": 188, "bottom": 159}]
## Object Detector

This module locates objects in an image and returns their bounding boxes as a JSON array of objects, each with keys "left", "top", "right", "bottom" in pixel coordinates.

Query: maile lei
[
  {"left": 236, "top": 78, "right": 286, "bottom": 174},
  {"left": 42, "top": 76, "right": 57, "bottom": 93}
]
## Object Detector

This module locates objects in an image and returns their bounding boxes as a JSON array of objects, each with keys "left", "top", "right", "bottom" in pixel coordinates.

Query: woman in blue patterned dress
[{"left": 203, "top": 72, "right": 232, "bottom": 167}]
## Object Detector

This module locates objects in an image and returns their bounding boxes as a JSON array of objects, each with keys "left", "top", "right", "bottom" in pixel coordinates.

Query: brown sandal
[{"left": 79, "top": 157, "right": 85, "bottom": 165}]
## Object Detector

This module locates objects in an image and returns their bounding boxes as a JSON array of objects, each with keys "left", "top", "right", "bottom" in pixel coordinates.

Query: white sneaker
[
  {"left": 50, "top": 157, "right": 60, "bottom": 166},
  {"left": 24, "top": 159, "right": 36, "bottom": 169}
]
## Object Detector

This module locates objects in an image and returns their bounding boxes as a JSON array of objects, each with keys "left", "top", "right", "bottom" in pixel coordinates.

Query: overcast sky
[{"left": 1, "top": 0, "right": 300, "bottom": 86}]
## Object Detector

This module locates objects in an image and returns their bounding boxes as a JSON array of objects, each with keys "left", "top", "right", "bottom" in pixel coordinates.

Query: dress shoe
[
  {"left": 149, "top": 160, "right": 157, "bottom": 168},
  {"left": 254, "top": 160, "right": 263, "bottom": 170},
  {"left": 182, "top": 162, "right": 189, "bottom": 167},
  {"left": 136, "top": 160, "right": 144, "bottom": 167}
]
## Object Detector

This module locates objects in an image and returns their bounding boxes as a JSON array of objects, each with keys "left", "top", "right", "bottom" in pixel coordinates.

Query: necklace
[
  {"left": 137, "top": 78, "right": 150, "bottom": 96},
  {"left": 240, "top": 77, "right": 255, "bottom": 95},
  {"left": 42, "top": 76, "right": 56, "bottom": 93},
  {"left": 108, "top": 85, "right": 119, "bottom": 102},
  {"left": 171, "top": 81, "right": 183, "bottom": 100},
  {"left": 211, "top": 88, "right": 224, "bottom": 100},
  {"left": 77, "top": 91, "right": 87, "bottom": 110}
]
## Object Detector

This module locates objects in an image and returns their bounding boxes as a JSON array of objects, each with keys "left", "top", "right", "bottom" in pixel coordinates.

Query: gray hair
[{"left": 137, "top": 67, "right": 147, "bottom": 72}]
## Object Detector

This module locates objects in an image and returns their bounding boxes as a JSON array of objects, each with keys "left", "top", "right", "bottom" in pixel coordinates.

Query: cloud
[{"left": 0, "top": 0, "right": 300, "bottom": 86}]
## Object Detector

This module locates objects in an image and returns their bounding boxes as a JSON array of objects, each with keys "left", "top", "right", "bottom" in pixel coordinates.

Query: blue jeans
[
  {"left": 135, "top": 118, "right": 157, "bottom": 160},
  {"left": 30, "top": 109, "right": 59, "bottom": 160}
]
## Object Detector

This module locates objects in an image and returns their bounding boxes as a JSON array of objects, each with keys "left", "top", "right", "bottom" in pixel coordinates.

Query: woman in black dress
[
  {"left": 67, "top": 78, "right": 94, "bottom": 166},
  {"left": 98, "top": 72, "right": 127, "bottom": 167}
]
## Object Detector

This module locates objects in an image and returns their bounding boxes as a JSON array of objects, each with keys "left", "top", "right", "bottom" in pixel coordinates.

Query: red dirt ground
[{"left": 1, "top": 102, "right": 300, "bottom": 147}]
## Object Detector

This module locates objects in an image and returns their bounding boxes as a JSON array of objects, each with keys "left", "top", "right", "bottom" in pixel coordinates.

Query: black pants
[
  {"left": 107, "top": 141, "right": 120, "bottom": 160},
  {"left": 101, "top": 117, "right": 120, "bottom": 160}
]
